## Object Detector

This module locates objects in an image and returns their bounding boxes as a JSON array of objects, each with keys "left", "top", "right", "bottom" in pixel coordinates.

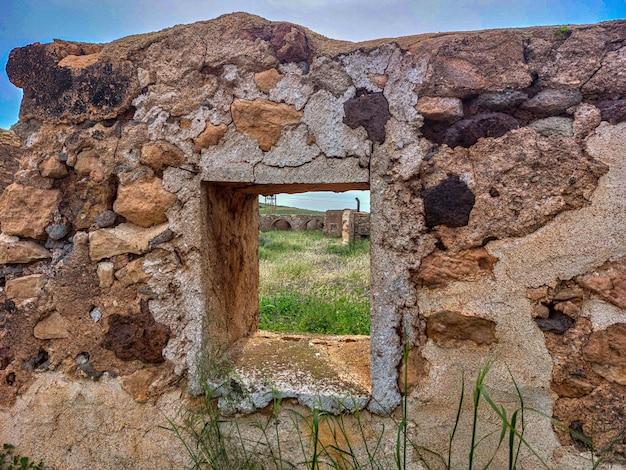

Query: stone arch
[{"left": 272, "top": 218, "right": 292, "bottom": 230}]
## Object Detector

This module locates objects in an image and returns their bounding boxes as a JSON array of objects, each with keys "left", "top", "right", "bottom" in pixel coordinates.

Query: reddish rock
[
  {"left": 0, "top": 183, "right": 60, "bottom": 239},
  {"left": 115, "top": 258, "right": 149, "bottom": 286},
  {"left": 73, "top": 150, "right": 100, "bottom": 176},
  {"left": 581, "top": 46, "right": 626, "bottom": 100},
  {"left": 254, "top": 69, "right": 282, "bottom": 93},
  {"left": 120, "top": 368, "right": 160, "bottom": 403},
  {"left": 415, "top": 96, "right": 463, "bottom": 122},
  {"left": 596, "top": 99, "right": 626, "bottom": 124},
  {"left": 57, "top": 53, "right": 98, "bottom": 69},
  {"left": 102, "top": 300, "right": 170, "bottom": 363},
  {"left": 193, "top": 124, "right": 228, "bottom": 153},
  {"left": 576, "top": 260, "right": 626, "bottom": 309},
  {"left": 270, "top": 23, "right": 309, "bottom": 64},
  {"left": 426, "top": 311, "right": 497, "bottom": 346},
  {"left": 113, "top": 177, "right": 176, "bottom": 228},
  {"left": 33, "top": 311, "right": 69, "bottom": 339},
  {"left": 140, "top": 140, "right": 185, "bottom": 171},
  {"left": 231, "top": 98, "right": 303, "bottom": 151},
  {"left": 343, "top": 92, "right": 390, "bottom": 144},
  {"left": 584, "top": 323, "right": 626, "bottom": 385},
  {"left": 5, "top": 274, "right": 46, "bottom": 299},
  {"left": 38, "top": 157, "right": 68, "bottom": 179},
  {"left": 0, "top": 238, "right": 51, "bottom": 264},
  {"left": 415, "top": 247, "right": 497, "bottom": 288},
  {"left": 0, "top": 347, "right": 13, "bottom": 370},
  {"left": 441, "top": 112, "right": 519, "bottom": 148}
]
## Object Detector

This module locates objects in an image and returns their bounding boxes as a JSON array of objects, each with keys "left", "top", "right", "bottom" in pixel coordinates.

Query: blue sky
[{"left": 1, "top": 0, "right": 624, "bottom": 211}]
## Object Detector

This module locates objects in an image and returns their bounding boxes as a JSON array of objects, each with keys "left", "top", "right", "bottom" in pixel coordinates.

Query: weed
[
  {"left": 554, "top": 25, "right": 569, "bottom": 40},
  {"left": 0, "top": 444, "right": 43, "bottom": 470},
  {"left": 168, "top": 359, "right": 625, "bottom": 469}
]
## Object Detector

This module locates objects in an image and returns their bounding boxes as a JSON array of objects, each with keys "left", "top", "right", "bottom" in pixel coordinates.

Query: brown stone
[
  {"left": 415, "top": 97, "right": 463, "bottom": 122},
  {"left": 231, "top": 98, "right": 303, "bottom": 151},
  {"left": 62, "top": 179, "right": 114, "bottom": 232},
  {"left": 554, "top": 301, "right": 581, "bottom": 317},
  {"left": 0, "top": 133, "right": 22, "bottom": 194},
  {"left": 193, "top": 124, "right": 228, "bottom": 153},
  {"left": 520, "top": 89, "right": 582, "bottom": 117},
  {"left": 120, "top": 368, "right": 160, "bottom": 403},
  {"left": 410, "top": 30, "right": 532, "bottom": 97},
  {"left": 415, "top": 247, "right": 497, "bottom": 288},
  {"left": 140, "top": 140, "right": 185, "bottom": 171},
  {"left": 88, "top": 222, "right": 169, "bottom": 262},
  {"left": 73, "top": 150, "right": 100, "bottom": 176},
  {"left": 526, "top": 286, "right": 549, "bottom": 302},
  {"left": 6, "top": 42, "right": 139, "bottom": 123},
  {"left": 270, "top": 23, "right": 309, "bottom": 64},
  {"left": 532, "top": 304, "right": 550, "bottom": 319},
  {"left": 343, "top": 92, "right": 390, "bottom": 144},
  {"left": 584, "top": 323, "right": 626, "bottom": 385},
  {"left": 97, "top": 261, "right": 115, "bottom": 288},
  {"left": 426, "top": 311, "right": 497, "bottom": 346},
  {"left": 5, "top": 274, "right": 46, "bottom": 299},
  {"left": 421, "top": 176, "right": 475, "bottom": 228},
  {"left": 57, "top": 53, "right": 99, "bottom": 69},
  {"left": 38, "top": 157, "right": 68, "bottom": 179},
  {"left": 115, "top": 258, "right": 149, "bottom": 286},
  {"left": 551, "top": 376, "right": 596, "bottom": 398},
  {"left": 33, "top": 311, "right": 69, "bottom": 339},
  {"left": 113, "top": 177, "right": 176, "bottom": 228},
  {"left": 0, "top": 238, "right": 51, "bottom": 264},
  {"left": 576, "top": 260, "right": 626, "bottom": 309},
  {"left": 441, "top": 112, "right": 519, "bottom": 148},
  {"left": 368, "top": 74, "right": 387, "bottom": 89},
  {"left": 0, "top": 183, "right": 60, "bottom": 239},
  {"left": 101, "top": 300, "right": 170, "bottom": 363},
  {"left": 573, "top": 103, "right": 601, "bottom": 139},
  {"left": 254, "top": 68, "right": 282, "bottom": 93},
  {"left": 581, "top": 47, "right": 626, "bottom": 100},
  {"left": 420, "top": 127, "right": 608, "bottom": 250}
]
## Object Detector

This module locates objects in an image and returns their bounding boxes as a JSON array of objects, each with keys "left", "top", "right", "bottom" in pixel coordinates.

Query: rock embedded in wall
[
  {"left": 231, "top": 98, "right": 303, "bottom": 151},
  {"left": 113, "top": 176, "right": 177, "bottom": 227},
  {"left": 425, "top": 310, "right": 497, "bottom": 346},
  {"left": 101, "top": 300, "right": 170, "bottom": 363},
  {"left": 343, "top": 91, "right": 391, "bottom": 144},
  {"left": 0, "top": 130, "right": 22, "bottom": 193},
  {"left": 415, "top": 247, "right": 498, "bottom": 288},
  {"left": 0, "top": 184, "right": 60, "bottom": 239}
]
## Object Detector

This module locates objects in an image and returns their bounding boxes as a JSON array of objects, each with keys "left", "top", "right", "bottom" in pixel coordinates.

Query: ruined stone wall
[
  {"left": 259, "top": 213, "right": 326, "bottom": 231},
  {"left": 0, "top": 13, "right": 625, "bottom": 469}
]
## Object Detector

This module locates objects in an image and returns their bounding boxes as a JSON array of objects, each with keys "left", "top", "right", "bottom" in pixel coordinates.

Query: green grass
[
  {"left": 259, "top": 230, "right": 370, "bottom": 335},
  {"left": 1, "top": 444, "right": 43, "bottom": 470}
]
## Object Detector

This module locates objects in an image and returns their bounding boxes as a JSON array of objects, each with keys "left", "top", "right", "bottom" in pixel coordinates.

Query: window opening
[{"left": 258, "top": 190, "right": 371, "bottom": 335}]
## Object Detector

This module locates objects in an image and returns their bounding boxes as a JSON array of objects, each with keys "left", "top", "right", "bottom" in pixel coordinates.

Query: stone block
[
  {"left": 5, "top": 274, "right": 46, "bottom": 299},
  {"left": 113, "top": 177, "right": 176, "bottom": 228},
  {"left": 0, "top": 183, "right": 60, "bottom": 239}
]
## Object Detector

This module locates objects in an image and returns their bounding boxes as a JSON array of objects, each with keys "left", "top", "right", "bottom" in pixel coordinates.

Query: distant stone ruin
[{"left": 0, "top": 13, "right": 625, "bottom": 468}]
